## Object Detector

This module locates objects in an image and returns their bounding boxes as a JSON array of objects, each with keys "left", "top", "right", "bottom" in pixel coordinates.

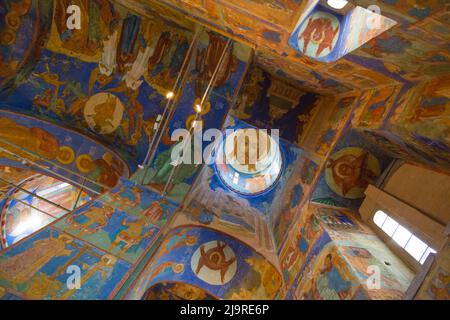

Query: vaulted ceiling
[{"left": 113, "top": 0, "right": 450, "bottom": 95}]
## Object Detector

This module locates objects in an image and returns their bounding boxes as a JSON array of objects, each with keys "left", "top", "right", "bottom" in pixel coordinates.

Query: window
[
  {"left": 373, "top": 210, "right": 436, "bottom": 264},
  {"left": 1, "top": 174, "right": 91, "bottom": 248}
]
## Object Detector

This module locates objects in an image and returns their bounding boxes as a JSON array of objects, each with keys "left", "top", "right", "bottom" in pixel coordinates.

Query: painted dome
[{"left": 215, "top": 129, "right": 282, "bottom": 195}]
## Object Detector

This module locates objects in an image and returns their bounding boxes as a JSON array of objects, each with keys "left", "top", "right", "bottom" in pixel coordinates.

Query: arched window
[
  {"left": 1, "top": 172, "right": 91, "bottom": 248},
  {"left": 373, "top": 210, "right": 436, "bottom": 264}
]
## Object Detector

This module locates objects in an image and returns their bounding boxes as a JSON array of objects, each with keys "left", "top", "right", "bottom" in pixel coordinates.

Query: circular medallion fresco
[
  {"left": 190, "top": 240, "right": 237, "bottom": 285},
  {"left": 297, "top": 11, "right": 340, "bottom": 58},
  {"left": 215, "top": 129, "right": 282, "bottom": 195},
  {"left": 325, "top": 147, "right": 381, "bottom": 199},
  {"left": 56, "top": 146, "right": 75, "bottom": 165},
  {"left": 84, "top": 93, "right": 124, "bottom": 134}
]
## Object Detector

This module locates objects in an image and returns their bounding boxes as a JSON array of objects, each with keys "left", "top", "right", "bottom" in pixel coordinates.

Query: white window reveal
[{"left": 373, "top": 210, "right": 436, "bottom": 264}]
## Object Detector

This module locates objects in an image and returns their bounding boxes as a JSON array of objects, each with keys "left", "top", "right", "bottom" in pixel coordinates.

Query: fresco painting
[
  {"left": 356, "top": 85, "right": 399, "bottom": 129},
  {"left": 0, "top": 227, "right": 130, "bottom": 299},
  {"left": 136, "top": 31, "right": 251, "bottom": 203},
  {"left": 416, "top": 241, "right": 450, "bottom": 300},
  {"left": 290, "top": 8, "right": 341, "bottom": 61},
  {"left": 0, "top": 0, "right": 53, "bottom": 91},
  {"left": 127, "top": 226, "right": 282, "bottom": 300},
  {"left": 315, "top": 95, "right": 356, "bottom": 156},
  {"left": 0, "top": 110, "right": 129, "bottom": 191},
  {"left": 279, "top": 204, "right": 324, "bottom": 291},
  {"left": 54, "top": 180, "right": 178, "bottom": 263},
  {"left": 0, "top": 0, "right": 448, "bottom": 302},
  {"left": 312, "top": 129, "right": 393, "bottom": 211},
  {"left": 233, "top": 66, "right": 321, "bottom": 146},
  {"left": 143, "top": 281, "right": 217, "bottom": 300},
  {"left": 1, "top": 0, "right": 197, "bottom": 173},
  {"left": 280, "top": 203, "right": 414, "bottom": 300}
]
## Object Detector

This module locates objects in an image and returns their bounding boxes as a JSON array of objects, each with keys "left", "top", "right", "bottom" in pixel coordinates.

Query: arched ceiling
[{"left": 113, "top": 0, "right": 450, "bottom": 95}]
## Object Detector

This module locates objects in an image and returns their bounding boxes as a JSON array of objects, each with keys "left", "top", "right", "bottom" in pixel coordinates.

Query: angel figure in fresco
[
  {"left": 125, "top": 91, "right": 145, "bottom": 145},
  {"left": 85, "top": 29, "right": 120, "bottom": 94},
  {"left": 300, "top": 16, "right": 339, "bottom": 57}
]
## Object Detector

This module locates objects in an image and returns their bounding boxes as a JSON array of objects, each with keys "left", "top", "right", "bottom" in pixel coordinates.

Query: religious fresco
[
  {"left": 387, "top": 77, "right": 450, "bottom": 171},
  {"left": 0, "top": 0, "right": 53, "bottom": 92},
  {"left": 0, "top": 227, "right": 131, "bottom": 299},
  {"left": 270, "top": 152, "right": 320, "bottom": 250},
  {"left": 53, "top": 179, "right": 178, "bottom": 264},
  {"left": 279, "top": 203, "right": 325, "bottom": 295},
  {"left": 355, "top": 85, "right": 400, "bottom": 129},
  {"left": 168, "top": 116, "right": 308, "bottom": 261},
  {"left": 289, "top": 1, "right": 397, "bottom": 63},
  {"left": 416, "top": 241, "right": 450, "bottom": 300},
  {"left": 233, "top": 66, "right": 322, "bottom": 146},
  {"left": 0, "top": 0, "right": 198, "bottom": 173},
  {"left": 0, "top": 0, "right": 447, "bottom": 302},
  {"left": 115, "top": 0, "right": 450, "bottom": 97},
  {"left": 289, "top": 6, "right": 342, "bottom": 61},
  {"left": 311, "top": 129, "right": 393, "bottom": 211},
  {"left": 0, "top": 110, "right": 129, "bottom": 191},
  {"left": 135, "top": 31, "right": 251, "bottom": 203},
  {"left": 126, "top": 226, "right": 282, "bottom": 300},
  {"left": 315, "top": 94, "right": 356, "bottom": 156},
  {"left": 143, "top": 281, "right": 217, "bottom": 300},
  {"left": 280, "top": 203, "right": 414, "bottom": 300}
]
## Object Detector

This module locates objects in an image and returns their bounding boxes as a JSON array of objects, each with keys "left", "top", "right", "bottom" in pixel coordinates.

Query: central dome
[{"left": 215, "top": 129, "right": 282, "bottom": 195}]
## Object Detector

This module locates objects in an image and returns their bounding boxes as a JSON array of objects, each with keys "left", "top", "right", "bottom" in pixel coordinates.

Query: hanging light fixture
[
  {"left": 139, "top": 27, "right": 202, "bottom": 183},
  {"left": 165, "top": 91, "right": 174, "bottom": 99},
  {"left": 161, "top": 37, "right": 233, "bottom": 197}
]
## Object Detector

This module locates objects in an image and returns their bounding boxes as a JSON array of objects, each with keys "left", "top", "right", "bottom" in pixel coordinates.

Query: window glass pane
[
  {"left": 419, "top": 247, "right": 437, "bottom": 264},
  {"left": 373, "top": 210, "right": 387, "bottom": 227},
  {"left": 392, "top": 225, "right": 412, "bottom": 248},
  {"left": 405, "top": 235, "right": 428, "bottom": 261},
  {"left": 381, "top": 216, "right": 399, "bottom": 237}
]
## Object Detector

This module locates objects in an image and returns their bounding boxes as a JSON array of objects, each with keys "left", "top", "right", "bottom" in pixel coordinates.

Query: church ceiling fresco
[
  {"left": 0, "top": 0, "right": 448, "bottom": 302},
  {"left": 125, "top": 226, "right": 282, "bottom": 300},
  {"left": 113, "top": 0, "right": 450, "bottom": 94}
]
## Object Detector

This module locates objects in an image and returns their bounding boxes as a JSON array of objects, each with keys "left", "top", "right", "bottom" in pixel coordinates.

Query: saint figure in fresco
[{"left": 309, "top": 253, "right": 352, "bottom": 300}]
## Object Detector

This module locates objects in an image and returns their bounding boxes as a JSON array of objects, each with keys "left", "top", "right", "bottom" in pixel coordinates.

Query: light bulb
[{"left": 166, "top": 91, "right": 174, "bottom": 99}]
